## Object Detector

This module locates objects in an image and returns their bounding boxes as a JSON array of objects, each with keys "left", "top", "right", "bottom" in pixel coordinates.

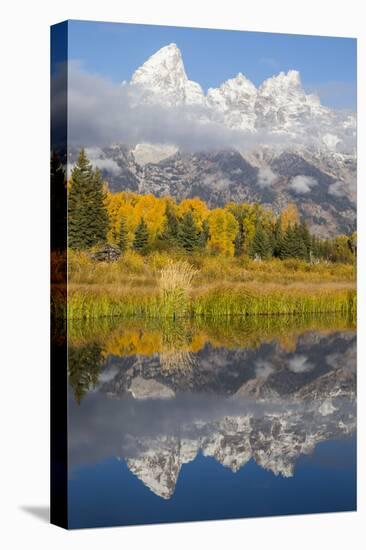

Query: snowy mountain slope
[
  {"left": 125, "top": 396, "right": 355, "bottom": 498},
  {"left": 68, "top": 332, "right": 356, "bottom": 499},
  {"left": 128, "top": 43, "right": 356, "bottom": 148},
  {"left": 69, "top": 43, "right": 356, "bottom": 236},
  {"left": 114, "top": 331, "right": 356, "bottom": 498},
  {"left": 131, "top": 43, "right": 205, "bottom": 107}
]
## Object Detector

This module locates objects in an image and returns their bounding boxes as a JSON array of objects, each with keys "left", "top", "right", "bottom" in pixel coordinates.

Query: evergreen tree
[
  {"left": 299, "top": 221, "right": 312, "bottom": 260},
  {"left": 266, "top": 225, "right": 276, "bottom": 257},
  {"left": 91, "top": 168, "right": 109, "bottom": 243},
  {"left": 348, "top": 232, "right": 357, "bottom": 258},
  {"left": 178, "top": 211, "right": 201, "bottom": 252},
  {"left": 68, "top": 149, "right": 108, "bottom": 249},
  {"left": 68, "top": 343, "right": 104, "bottom": 404},
  {"left": 118, "top": 216, "right": 128, "bottom": 253},
  {"left": 310, "top": 235, "right": 317, "bottom": 261},
  {"left": 234, "top": 220, "right": 245, "bottom": 257},
  {"left": 133, "top": 217, "right": 149, "bottom": 254},
  {"left": 273, "top": 217, "right": 283, "bottom": 258},
  {"left": 51, "top": 152, "right": 66, "bottom": 251},
  {"left": 321, "top": 239, "right": 332, "bottom": 261},
  {"left": 161, "top": 202, "right": 179, "bottom": 245},
  {"left": 281, "top": 224, "right": 307, "bottom": 259},
  {"left": 280, "top": 226, "right": 296, "bottom": 259},
  {"left": 200, "top": 219, "right": 210, "bottom": 249},
  {"left": 249, "top": 224, "right": 271, "bottom": 259}
]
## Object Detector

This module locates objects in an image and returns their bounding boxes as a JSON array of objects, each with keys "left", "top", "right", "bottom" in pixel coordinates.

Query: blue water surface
[{"left": 68, "top": 434, "right": 356, "bottom": 529}]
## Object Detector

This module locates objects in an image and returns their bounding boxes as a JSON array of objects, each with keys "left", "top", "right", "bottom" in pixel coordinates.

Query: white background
[{"left": 0, "top": 0, "right": 364, "bottom": 548}]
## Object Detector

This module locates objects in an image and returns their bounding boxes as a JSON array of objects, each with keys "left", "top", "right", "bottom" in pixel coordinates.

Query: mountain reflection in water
[{"left": 67, "top": 316, "right": 356, "bottom": 526}]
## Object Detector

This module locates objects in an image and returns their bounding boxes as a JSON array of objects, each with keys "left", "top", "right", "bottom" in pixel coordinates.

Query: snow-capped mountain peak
[
  {"left": 83, "top": 44, "right": 356, "bottom": 235},
  {"left": 128, "top": 44, "right": 355, "bottom": 151},
  {"left": 132, "top": 43, "right": 185, "bottom": 84},
  {"left": 131, "top": 43, "right": 205, "bottom": 106},
  {"left": 261, "top": 69, "right": 302, "bottom": 91}
]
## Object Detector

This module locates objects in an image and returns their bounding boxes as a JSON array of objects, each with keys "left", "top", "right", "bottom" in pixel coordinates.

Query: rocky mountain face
[
  {"left": 91, "top": 330, "right": 356, "bottom": 498},
  {"left": 125, "top": 397, "right": 355, "bottom": 499},
  {"left": 131, "top": 43, "right": 205, "bottom": 107},
  {"left": 129, "top": 43, "right": 355, "bottom": 143},
  {"left": 69, "top": 43, "right": 357, "bottom": 237}
]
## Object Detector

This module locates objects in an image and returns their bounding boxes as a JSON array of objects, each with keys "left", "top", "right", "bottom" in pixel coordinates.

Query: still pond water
[{"left": 67, "top": 316, "right": 356, "bottom": 528}]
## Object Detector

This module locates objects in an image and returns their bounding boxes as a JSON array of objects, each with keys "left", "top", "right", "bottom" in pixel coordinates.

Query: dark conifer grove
[{"left": 68, "top": 149, "right": 108, "bottom": 249}]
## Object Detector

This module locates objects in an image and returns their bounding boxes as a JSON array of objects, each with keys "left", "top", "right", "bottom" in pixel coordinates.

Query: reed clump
[
  {"left": 158, "top": 260, "right": 197, "bottom": 318},
  {"left": 65, "top": 283, "right": 356, "bottom": 321}
]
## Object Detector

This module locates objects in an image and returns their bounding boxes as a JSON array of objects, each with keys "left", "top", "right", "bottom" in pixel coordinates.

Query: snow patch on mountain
[
  {"left": 131, "top": 43, "right": 205, "bottom": 107},
  {"left": 131, "top": 143, "right": 178, "bottom": 165},
  {"left": 257, "top": 166, "right": 278, "bottom": 188},
  {"left": 128, "top": 44, "right": 356, "bottom": 153}
]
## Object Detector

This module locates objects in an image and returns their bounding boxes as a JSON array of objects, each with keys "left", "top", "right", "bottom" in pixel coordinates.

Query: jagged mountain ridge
[
  {"left": 126, "top": 397, "right": 355, "bottom": 499},
  {"left": 69, "top": 43, "right": 356, "bottom": 237},
  {"left": 130, "top": 43, "right": 355, "bottom": 145},
  {"left": 124, "top": 347, "right": 355, "bottom": 497},
  {"left": 69, "top": 145, "right": 356, "bottom": 237},
  {"left": 94, "top": 331, "right": 356, "bottom": 498},
  {"left": 68, "top": 330, "right": 356, "bottom": 500}
]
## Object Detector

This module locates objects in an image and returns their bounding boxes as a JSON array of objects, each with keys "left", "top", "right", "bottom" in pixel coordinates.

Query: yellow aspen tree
[
  {"left": 280, "top": 203, "right": 300, "bottom": 231},
  {"left": 177, "top": 197, "right": 209, "bottom": 230},
  {"left": 208, "top": 208, "right": 239, "bottom": 256}
]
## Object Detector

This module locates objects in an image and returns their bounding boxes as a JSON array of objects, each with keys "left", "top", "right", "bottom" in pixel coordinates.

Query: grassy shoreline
[
  {"left": 52, "top": 250, "right": 356, "bottom": 321},
  {"left": 58, "top": 282, "right": 356, "bottom": 321}
]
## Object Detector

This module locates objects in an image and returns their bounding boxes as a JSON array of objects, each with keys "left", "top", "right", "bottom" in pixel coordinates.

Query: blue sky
[{"left": 66, "top": 20, "right": 356, "bottom": 110}]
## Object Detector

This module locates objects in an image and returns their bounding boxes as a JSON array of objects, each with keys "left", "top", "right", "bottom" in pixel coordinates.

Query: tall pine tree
[
  {"left": 68, "top": 149, "right": 108, "bottom": 249},
  {"left": 249, "top": 224, "right": 271, "bottom": 259},
  {"left": 51, "top": 152, "right": 67, "bottom": 251},
  {"left": 161, "top": 202, "right": 179, "bottom": 245},
  {"left": 178, "top": 211, "right": 201, "bottom": 252},
  {"left": 200, "top": 218, "right": 210, "bottom": 249},
  {"left": 234, "top": 220, "right": 245, "bottom": 257},
  {"left": 281, "top": 224, "right": 307, "bottom": 259},
  {"left": 118, "top": 215, "right": 128, "bottom": 253},
  {"left": 272, "top": 217, "right": 283, "bottom": 258},
  {"left": 133, "top": 217, "right": 149, "bottom": 254},
  {"left": 299, "top": 221, "right": 312, "bottom": 260}
]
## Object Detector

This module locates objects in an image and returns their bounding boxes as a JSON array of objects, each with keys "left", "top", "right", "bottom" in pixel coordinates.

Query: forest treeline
[{"left": 64, "top": 149, "right": 357, "bottom": 264}]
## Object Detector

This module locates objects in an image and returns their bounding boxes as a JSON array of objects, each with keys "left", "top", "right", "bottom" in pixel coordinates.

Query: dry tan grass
[
  {"left": 64, "top": 249, "right": 356, "bottom": 320},
  {"left": 158, "top": 260, "right": 197, "bottom": 294}
]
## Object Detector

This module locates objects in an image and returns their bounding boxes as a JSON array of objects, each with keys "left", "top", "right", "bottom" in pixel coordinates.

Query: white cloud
[
  {"left": 290, "top": 175, "right": 318, "bottom": 194},
  {"left": 85, "top": 147, "right": 122, "bottom": 175},
  {"left": 255, "top": 359, "right": 275, "bottom": 379},
  {"left": 48, "top": 62, "right": 356, "bottom": 154},
  {"left": 202, "top": 174, "right": 232, "bottom": 191},
  {"left": 288, "top": 355, "right": 314, "bottom": 374},
  {"left": 328, "top": 180, "right": 346, "bottom": 197},
  {"left": 257, "top": 167, "right": 278, "bottom": 188},
  {"left": 64, "top": 62, "right": 276, "bottom": 152}
]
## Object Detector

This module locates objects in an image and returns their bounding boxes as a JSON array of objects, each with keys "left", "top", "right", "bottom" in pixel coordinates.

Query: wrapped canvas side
[{"left": 50, "top": 21, "right": 68, "bottom": 530}]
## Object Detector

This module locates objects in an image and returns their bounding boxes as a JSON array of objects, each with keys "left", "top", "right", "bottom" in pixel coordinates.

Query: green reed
[{"left": 63, "top": 285, "right": 356, "bottom": 321}]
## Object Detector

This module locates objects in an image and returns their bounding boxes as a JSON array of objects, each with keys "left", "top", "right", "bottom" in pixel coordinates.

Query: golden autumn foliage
[
  {"left": 105, "top": 191, "right": 167, "bottom": 245},
  {"left": 280, "top": 202, "right": 300, "bottom": 231},
  {"left": 177, "top": 197, "right": 209, "bottom": 229},
  {"left": 208, "top": 208, "right": 239, "bottom": 256},
  {"left": 100, "top": 191, "right": 354, "bottom": 264},
  {"left": 104, "top": 191, "right": 273, "bottom": 256},
  {"left": 68, "top": 316, "right": 356, "bottom": 359}
]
